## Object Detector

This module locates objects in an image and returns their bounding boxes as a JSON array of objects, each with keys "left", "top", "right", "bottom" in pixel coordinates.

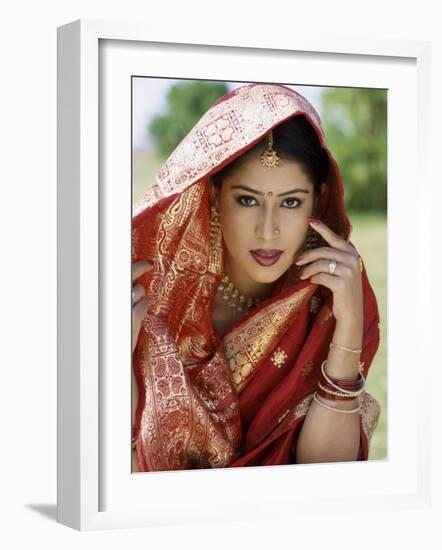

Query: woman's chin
[{"left": 246, "top": 265, "right": 288, "bottom": 284}]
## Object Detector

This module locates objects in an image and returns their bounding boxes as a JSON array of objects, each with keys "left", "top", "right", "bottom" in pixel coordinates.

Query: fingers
[
  {"left": 308, "top": 272, "right": 344, "bottom": 291},
  {"left": 132, "top": 262, "right": 152, "bottom": 353},
  {"left": 295, "top": 247, "right": 355, "bottom": 267},
  {"left": 132, "top": 283, "right": 146, "bottom": 305},
  {"left": 132, "top": 260, "right": 153, "bottom": 281},
  {"left": 132, "top": 297, "right": 149, "bottom": 353},
  {"left": 308, "top": 218, "right": 355, "bottom": 253},
  {"left": 132, "top": 296, "right": 149, "bottom": 317},
  {"left": 299, "top": 259, "right": 353, "bottom": 281}
]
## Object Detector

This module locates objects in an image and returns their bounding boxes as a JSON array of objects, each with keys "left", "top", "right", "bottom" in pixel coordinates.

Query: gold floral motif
[
  {"left": 271, "top": 348, "right": 288, "bottom": 368},
  {"left": 301, "top": 360, "right": 314, "bottom": 377},
  {"left": 318, "top": 306, "right": 333, "bottom": 324}
]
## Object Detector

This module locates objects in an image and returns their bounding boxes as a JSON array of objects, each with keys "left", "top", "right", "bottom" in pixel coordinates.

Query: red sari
[{"left": 132, "top": 83, "right": 381, "bottom": 471}]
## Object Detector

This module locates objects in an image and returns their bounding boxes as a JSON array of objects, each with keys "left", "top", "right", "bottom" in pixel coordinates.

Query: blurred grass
[
  {"left": 348, "top": 211, "right": 387, "bottom": 460},
  {"left": 133, "top": 152, "right": 388, "bottom": 461},
  {"left": 133, "top": 150, "right": 164, "bottom": 204}
]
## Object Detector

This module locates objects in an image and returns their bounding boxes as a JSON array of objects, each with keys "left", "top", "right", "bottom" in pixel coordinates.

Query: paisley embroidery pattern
[{"left": 136, "top": 315, "right": 241, "bottom": 471}]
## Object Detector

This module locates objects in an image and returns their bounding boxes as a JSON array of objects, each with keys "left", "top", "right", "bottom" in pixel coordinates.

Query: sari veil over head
[{"left": 132, "top": 83, "right": 381, "bottom": 471}]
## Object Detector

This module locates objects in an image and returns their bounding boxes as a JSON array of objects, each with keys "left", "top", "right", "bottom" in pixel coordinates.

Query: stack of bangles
[{"left": 313, "top": 342, "right": 366, "bottom": 414}]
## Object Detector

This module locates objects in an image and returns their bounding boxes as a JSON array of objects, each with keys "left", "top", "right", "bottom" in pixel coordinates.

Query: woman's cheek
[{"left": 222, "top": 209, "right": 247, "bottom": 236}]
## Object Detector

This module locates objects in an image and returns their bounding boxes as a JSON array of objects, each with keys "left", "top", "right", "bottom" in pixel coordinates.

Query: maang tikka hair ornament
[{"left": 260, "top": 129, "right": 280, "bottom": 169}]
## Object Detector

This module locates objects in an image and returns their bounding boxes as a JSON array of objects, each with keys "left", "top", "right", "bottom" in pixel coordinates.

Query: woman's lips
[{"left": 250, "top": 250, "right": 283, "bottom": 266}]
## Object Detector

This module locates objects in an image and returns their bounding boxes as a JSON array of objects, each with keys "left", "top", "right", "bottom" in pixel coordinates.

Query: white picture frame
[{"left": 57, "top": 19, "right": 433, "bottom": 531}]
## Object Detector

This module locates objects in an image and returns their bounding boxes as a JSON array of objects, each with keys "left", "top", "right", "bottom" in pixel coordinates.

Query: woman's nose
[{"left": 255, "top": 206, "right": 279, "bottom": 240}]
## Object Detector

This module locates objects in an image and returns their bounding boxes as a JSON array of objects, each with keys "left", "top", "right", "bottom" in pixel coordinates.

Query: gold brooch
[{"left": 260, "top": 129, "right": 280, "bottom": 169}]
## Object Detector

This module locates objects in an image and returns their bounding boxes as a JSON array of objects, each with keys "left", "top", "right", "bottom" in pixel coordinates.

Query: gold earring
[
  {"left": 209, "top": 205, "right": 222, "bottom": 273},
  {"left": 303, "top": 226, "right": 320, "bottom": 251},
  {"left": 210, "top": 206, "right": 221, "bottom": 247}
]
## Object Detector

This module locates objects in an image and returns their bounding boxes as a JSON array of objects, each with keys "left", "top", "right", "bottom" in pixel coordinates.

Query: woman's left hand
[{"left": 295, "top": 218, "right": 363, "bottom": 325}]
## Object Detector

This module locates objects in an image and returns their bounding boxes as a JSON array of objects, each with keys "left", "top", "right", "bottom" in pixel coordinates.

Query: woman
[{"left": 131, "top": 83, "right": 381, "bottom": 471}]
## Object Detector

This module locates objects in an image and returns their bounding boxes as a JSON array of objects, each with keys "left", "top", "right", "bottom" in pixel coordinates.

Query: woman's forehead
[{"left": 223, "top": 157, "right": 313, "bottom": 193}]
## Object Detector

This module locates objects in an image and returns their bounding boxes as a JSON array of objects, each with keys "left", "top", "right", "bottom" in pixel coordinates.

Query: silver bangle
[
  {"left": 313, "top": 392, "right": 360, "bottom": 414},
  {"left": 329, "top": 342, "right": 362, "bottom": 354}
]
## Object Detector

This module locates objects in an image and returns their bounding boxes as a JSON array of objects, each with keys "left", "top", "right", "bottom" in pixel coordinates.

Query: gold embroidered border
[
  {"left": 277, "top": 391, "right": 380, "bottom": 449},
  {"left": 223, "top": 286, "right": 315, "bottom": 389},
  {"left": 359, "top": 391, "right": 381, "bottom": 445}
]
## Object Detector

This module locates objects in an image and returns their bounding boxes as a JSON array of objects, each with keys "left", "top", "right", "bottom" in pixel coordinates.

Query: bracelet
[
  {"left": 317, "top": 381, "right": 360, "bottom": 400},
  {"left": 313, "top": 392, "right": 360, "bottom": 414},
  {"left": 321, "top": 361, "right": 366, "bottom": 397},
  {"left": 317, "top": 388, "right": 357, "bottom": 402},
  {"left": 319, "top": 371, "right": 363, "bottom": 389},
  {"left": 318, "top": 374, "right": 364, "bottom": 395},
  {"left": 329, "top": 342, "right": 362, "bottom": 354}
]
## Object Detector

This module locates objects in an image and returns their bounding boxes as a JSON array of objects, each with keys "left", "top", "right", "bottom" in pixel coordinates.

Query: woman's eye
[
  {"left": 282, "top": 198, "right": 301, "bottom": 208},
  {"left": 235, "top": 195, "right": 302, "bottom": 208},
  {"left": 237, "top": 195, "right": 258, "bottom": 207}
]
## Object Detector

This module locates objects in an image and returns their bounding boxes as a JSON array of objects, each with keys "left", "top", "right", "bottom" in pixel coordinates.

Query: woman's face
[{"left": 212, "top": 149, "right": 319, "bottom": 298}]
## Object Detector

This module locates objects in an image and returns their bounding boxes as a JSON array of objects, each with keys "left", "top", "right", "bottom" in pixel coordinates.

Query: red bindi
[{"left": 267, "top": 191, "right": 273, "bottom": 196}]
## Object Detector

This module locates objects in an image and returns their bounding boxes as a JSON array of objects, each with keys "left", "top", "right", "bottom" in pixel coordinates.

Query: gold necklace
[{"left": 217, "top": 273, "right": 264, "bottom": 313}]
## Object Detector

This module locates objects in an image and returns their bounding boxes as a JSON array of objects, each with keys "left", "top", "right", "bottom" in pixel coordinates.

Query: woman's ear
[
  {"left": 312, "top": 182, "right": 326, "bottom": 215},
  {"left": 208, "top": 178, "right": 220, "bottom": 210}
]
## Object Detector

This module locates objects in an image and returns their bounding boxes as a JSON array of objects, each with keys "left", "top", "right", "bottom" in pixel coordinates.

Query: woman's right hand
[{"left": 132, "top": 260, "right": 153, "bottom": 353}]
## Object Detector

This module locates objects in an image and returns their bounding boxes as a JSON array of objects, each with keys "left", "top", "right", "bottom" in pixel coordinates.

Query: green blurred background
[{"left": 132, "top": 80, "right": 387, "bottom": 460}]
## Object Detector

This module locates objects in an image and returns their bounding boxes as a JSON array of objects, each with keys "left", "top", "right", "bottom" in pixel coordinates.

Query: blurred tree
[
  {"left": 148, "top": 81, "right": 229, "bottom": 158},
  {"left": 321, "top": 88, "right": 387, "bottom": 212}
]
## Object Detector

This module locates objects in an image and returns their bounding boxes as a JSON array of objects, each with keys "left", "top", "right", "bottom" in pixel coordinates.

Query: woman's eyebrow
[{"left": 229, "top": 184, "right": 310, "bottom": 196}]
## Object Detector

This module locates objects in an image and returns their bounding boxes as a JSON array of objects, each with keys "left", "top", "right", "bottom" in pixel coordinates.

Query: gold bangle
[
  {"left": 313, "top": 392, "right": 360, "bottom": 414},
  {"left": 329, "top": 342, "right": 362, "bottom": 354}
]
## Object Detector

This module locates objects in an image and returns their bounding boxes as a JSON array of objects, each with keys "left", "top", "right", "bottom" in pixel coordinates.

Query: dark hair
[{"left": 212, "top": 115, "right": 329, "bottom": 194}]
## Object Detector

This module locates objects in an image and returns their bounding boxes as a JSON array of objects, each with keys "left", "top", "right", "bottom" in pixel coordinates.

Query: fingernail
[
  {"left": 308, "top": 217, "right": 320, "bottom": 225},
  {"left": 293, "top": 254, "right": 303, "bottom": 264}
]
